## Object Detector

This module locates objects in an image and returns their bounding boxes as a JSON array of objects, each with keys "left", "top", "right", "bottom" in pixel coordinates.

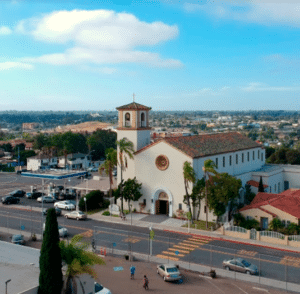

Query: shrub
[
  {"left": 102, "top": 211, "right": 110, "bottom": 216},
  {"left": 287, "top": 222, "right": 300, "bottom": 235},
  {"left": 102, "top": 200, "right": 110, "bottom": 209},
  {"left": 79, "top": 190, "right": 104, "bottom": 211},
  {"left": 269, "top": 218, "right": 283, "bottom": 232}
]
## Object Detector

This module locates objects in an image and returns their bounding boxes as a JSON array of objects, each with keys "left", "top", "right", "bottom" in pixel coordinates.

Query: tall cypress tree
[
  {"left": 39, "top": 208, "right": 63, "bottom": 294},
  {"left": 258, "top": 176, "right": 265, "bottom": 193}
]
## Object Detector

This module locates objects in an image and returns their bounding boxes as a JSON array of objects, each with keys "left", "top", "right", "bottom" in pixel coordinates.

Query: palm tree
[
  {"left": 117, "top": 138, "right": 134, "bottom": 213},
  {"left": 59, "top": 235, "right": 105, "bottom": 294},
  {"left": 183, "top": 161, "right": 196, "bottom": 223},
  {"left": 203, "top": 159, "right": 217, "bottom": 229},
  {"left": 99, "top": 148, "right": 117, "bottom": 200}
]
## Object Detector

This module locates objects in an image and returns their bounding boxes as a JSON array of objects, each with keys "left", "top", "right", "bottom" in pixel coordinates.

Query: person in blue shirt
[{"left": 130, "top": 265, "right": 136, "bottom": 279}]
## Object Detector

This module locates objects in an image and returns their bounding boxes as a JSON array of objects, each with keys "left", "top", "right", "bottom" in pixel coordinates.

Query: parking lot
[{"left": 93, "top": 255, "right": 295, "bottom": 294}]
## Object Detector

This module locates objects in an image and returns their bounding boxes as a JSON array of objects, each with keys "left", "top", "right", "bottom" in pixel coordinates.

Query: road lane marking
[
  {"left": 169, "top": 248, "right": 190, "bottom": 254},
  {"left": 173, "top": 244, "right": 194, "bottom": 251},
  {"left": 237, "top": 250, "right": 257, "bottom": 257},
  {"left": 279, "top": 256, "right": 300, "bottom": 267},
  {"left": 161, "top": 251, "right": 184, "bottom": 257},
  {"left": 156, "top": 254, "right": 179, "bottom": 261},
  {"left": 233, "top": 283, "right": 248, "bottom": 294},
  {"left": 123, "top": 237, "right": 140, "bottom": 243}
]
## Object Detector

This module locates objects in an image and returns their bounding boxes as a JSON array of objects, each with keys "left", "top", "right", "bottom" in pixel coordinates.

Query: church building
[{"left": 116, "top": 101, "right": 298, "bottom": 222}]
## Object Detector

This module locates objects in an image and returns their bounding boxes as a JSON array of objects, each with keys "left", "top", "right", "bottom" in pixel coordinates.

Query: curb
[{"left": 163, "top": 229, "right": 300, "bottom": 254}]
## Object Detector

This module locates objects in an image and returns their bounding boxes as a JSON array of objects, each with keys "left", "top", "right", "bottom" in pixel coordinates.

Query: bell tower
[{"left": 116, "top": 101, "right": 152, "bottom": 152}]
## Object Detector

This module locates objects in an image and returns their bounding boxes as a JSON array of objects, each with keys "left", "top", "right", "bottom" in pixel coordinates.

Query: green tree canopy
[
  {"left": 183, "top": 161, "right": 196, "bottom": 223},
  {"left": 122, "top": 177, "right": 143, "bottom": 209}
]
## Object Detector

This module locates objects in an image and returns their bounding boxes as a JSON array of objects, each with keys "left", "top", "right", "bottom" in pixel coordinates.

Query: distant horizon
[{"left": 1, "top": 1, "right": 300, "bottom": 111}]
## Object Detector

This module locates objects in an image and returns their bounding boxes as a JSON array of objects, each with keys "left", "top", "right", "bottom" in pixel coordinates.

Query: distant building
[{"left": 22, "top": 122, "right": 39, "bottom": 131}]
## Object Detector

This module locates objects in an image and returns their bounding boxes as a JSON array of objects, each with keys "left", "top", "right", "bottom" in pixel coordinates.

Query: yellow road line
[
  {"left": 162, "top": 251, "right": 185, "bottom": 257},
  {"left": 169, "top": 248, "right": 190, "bottom": 254},
  {"left": 156, "top": 254, "right": 179, "bottom": 261},
  {"left": 173, "top": 245, "right": 194, "bottom": 251},
  {"left": 180, "top": 242, "right": 199, "bottom": 248}
]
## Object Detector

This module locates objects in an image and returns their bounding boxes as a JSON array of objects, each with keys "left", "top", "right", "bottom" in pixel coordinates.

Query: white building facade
[{"left": 116, "top": 102, "right": 267, "bottom": 222}]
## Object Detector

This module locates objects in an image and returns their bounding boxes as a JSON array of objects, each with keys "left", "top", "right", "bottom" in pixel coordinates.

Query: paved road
[{"left": 1, "top": 205, "right": 300, "bottom": 286}]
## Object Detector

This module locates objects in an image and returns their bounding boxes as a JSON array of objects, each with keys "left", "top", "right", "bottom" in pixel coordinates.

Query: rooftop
[{"left": 116, "top": 102, "right": 151, "bottom": 111}]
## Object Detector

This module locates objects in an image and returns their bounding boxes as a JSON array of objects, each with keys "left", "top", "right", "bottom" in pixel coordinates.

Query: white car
[
  {"left": 43, "top": 223, "right": 68, "bottom": 237},
  {"left": 37, "top": 196, "right": 56, "bottom": 203},
  {"left": 54, "top": 201, "right": 75, "bottom": 210},
  {"left": 95, "top": 282, "right": 111, "bottom": 294}
]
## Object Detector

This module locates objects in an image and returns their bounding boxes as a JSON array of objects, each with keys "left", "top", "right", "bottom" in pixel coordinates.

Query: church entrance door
[{"left": 155, "top": 192, "right": 170, "bottom": 216}]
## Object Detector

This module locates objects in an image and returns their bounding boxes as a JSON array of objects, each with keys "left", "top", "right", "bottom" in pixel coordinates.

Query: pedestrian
[
  {"left": 143, "top": 275, "right": 149, "bottom": 290},
  {"left": 130, "top": 265, "right": 136, "bottom": 279}
]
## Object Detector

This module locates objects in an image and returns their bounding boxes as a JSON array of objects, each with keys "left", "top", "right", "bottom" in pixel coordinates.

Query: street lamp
[
  {"left": 84, "top": 197, "right": 87, "bottom": 214},
  {"left": 5, "top": 279, "right": 11, "bottom": 294},
  {"left": 130, "top": 204, "right": 133, "bottom": 227}
]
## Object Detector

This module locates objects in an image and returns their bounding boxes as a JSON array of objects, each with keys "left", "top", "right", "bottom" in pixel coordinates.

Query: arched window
[
  {"left": 141, "top": 112, "right": 146, "bottom": 127},
  {"left": 125, "top": 112, "right": 131, "bottom": 127}
]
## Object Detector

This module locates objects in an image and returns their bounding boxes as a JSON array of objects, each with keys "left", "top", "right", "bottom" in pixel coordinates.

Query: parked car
[
  {"left": 37, "top": 196, "right": 56, "bottom": 203},
  {"left": 43, "top": 223, "right": 68, "bottom": 237},
  {"left": 94, "top": 282, "right": 111, "bottom": 294},
  {"left": 1, "top": 196, "right": 20, "bottom": 205},
  {"left": 56, "top": 185, "right": 64, "bottom": 191},
  {"left": 26, "top": 192, "right": 44, "bottom": 199},
  {"left": 112, "top": 170, "right": 117, "bottom": 176},
  {"left": 222, "top": 258, "right": 258, "bottom": 275},
  {"left": 54, "top": 201, "right": 75, "bottom": 210},
  {"left": 9, "top": 190, "right": 26, "bottom": 197},
  {"left": 43, "top": 207, "right": 62, "bottom": 216},
  {"left": 65, "top": 211, "right": 87, "bottom": 220},
  {"left": 157, "top": 264, "right": 182, "bottom": 282},
  {"left": 11, "top": 234, "right": 25, "bottom": 245}
]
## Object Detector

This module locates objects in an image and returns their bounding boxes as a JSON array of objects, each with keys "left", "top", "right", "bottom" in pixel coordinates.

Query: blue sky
[{"left": 1, "top": 0, "right": 300, "bottom": 111}]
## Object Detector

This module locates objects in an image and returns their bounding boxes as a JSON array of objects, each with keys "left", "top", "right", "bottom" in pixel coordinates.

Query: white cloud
[
  {"left": 0, "top": 26, "right": 12, "bottom": 35},
  {"left": 188, "top": 85, "right": 230, "bottom": 96},
  {"left": 241, "top": 82, "right": 300, "bottom": 92},
  {"left": 0, "top": 62, "right": 34, "bottom": 70},
  {"left": 16, "top": 9, "right": 181, "bottom": 68},
  {"left": 184, "top": 1, "right": 300, "bottom": 27}
]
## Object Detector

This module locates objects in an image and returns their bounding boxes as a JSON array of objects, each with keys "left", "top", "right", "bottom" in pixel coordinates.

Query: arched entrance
[
  {"left": 155, "top": 192, "right": 169, "bottom": 215},
  {"left": 151, "top": 187, "right": 173, "bottom": 217}
]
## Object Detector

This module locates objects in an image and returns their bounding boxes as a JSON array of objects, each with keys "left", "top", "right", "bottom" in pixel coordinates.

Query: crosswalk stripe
[
  {"left": 180, "top": 242, "right": 199, "bottom": 248},
  {"left": 185, "top": 240, "right": 207, "bottom": 245},
  {"left": 169, "top": 248, "right": 190, "bottom": 254},
  {"left": 162, "top": 251, "right": 185, "bottom": 257},
  {"left": 173, "top": 245, "right": 194, "bottom": 251},
  {"left": 156, "top": 254, "right": 179, "bottom": 261}
]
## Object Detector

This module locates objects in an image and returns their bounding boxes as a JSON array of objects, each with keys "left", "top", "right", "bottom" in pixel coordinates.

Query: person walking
[
  {"left": 143, "top": 275, "right": 149, "bottom": 290},
  {"left": 130, "top": 265, "right": 136, "bottom": 279}
]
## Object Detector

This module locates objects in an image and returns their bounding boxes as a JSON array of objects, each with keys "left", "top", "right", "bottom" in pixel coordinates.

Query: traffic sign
[
  {"left": 149, "top": 229, "right": 155, "bottom": 240},
  {"left": 21, "top": 225, "right": 25, "bottom": 231}
]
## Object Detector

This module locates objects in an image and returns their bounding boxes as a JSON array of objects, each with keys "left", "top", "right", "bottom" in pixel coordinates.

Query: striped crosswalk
[{"left": 156, "top": 235, "right": 215, "bottom": 261}]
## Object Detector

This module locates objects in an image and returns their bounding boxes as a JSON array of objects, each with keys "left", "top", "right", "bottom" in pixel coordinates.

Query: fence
[
  {"left": 260, "top": 230, "right": 285, "bottom": 240},
  {"left": 225, "top": 226, "right": 247, "bottom": 233},
  {"left": 288, "top": 235, "right": 300, "bottom": 242},
  {"left": 92, "top": 225, "right": 300, "bottom": 292}
]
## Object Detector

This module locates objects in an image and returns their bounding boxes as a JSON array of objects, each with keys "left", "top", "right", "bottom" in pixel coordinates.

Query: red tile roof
[
  {"left": 116, "top": 102, "right": 151, "bottom": 111},
  {"left": 247, "top": 180, "right": 268, "bottom": 188},
  {"left": 240, "top": 191, "right": 300, "bottom": 219},
  {"left": 164, "top": 132, "right": 261, "bottom": 158}
]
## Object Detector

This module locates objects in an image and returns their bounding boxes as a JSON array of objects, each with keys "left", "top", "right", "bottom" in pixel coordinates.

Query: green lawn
[{"left": 182, "top": 219, "right": 215, "bottom": 231}]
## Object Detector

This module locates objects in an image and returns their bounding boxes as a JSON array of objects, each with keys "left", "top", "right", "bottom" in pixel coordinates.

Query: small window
[
  {"left": 215, "top": 158, "right": 218, "bottom": 168},
  {"left": 247, "top": 152, "right": 250, "bottom": 161},
  {"left": 258, "top": 150, "right": 260, "bottom": 158},
  {"left": 270, "top": 186, "right": 272, "bottom": 193},
  {"left": 223, "top": 156, "right": 225, "bottom": 167},
  {"left": 143, "top": 199, "right": 146, "bottom": 205},
  {"left": 141, "top": 112, "right": 145, "bottom": 121},
  {"left": 236, "top": 154, "right": 238, "bottom": 164},
  {"left": 178, "top": 203, "right": 182, "bottom": 210},
  {"left": 278, "top": 182, "right": 281, "bottom": 193},
  {"left": 242, "top": 153, "right": 244, "bottom": 163},
  {"left": 253, "top": 151, "right": 255, "bottom": 160},
  {"left": 229, "top": 155, "right": 232, "bottom": 166}
]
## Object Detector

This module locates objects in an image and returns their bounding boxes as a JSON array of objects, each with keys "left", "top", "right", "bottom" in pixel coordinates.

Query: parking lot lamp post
[
  {"left": 84, "top": 197, "right": 87, "bottom": 214},
  {"left": 5, "top": 279, "right": 11, "bottom": 294},
  {"left": 130, "top": 204, "right": 133, "bottom": 227},
  {"left": 85, "top": 179, "right": 88, "bottom": 194}
]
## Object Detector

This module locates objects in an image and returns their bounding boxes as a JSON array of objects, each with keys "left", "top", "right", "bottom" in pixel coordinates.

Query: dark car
[
  {"left": 26, "top": 192, "right": 44, "bottom": 199},
  {"left": 42, "top": 207, "right": 62, "bottom": 216},
  {"left": 2, "top": 196, "right": 20, "bottom": 205},
  {"left": 9, "top": 190, "right": 26, "bottom": 197},
  {"left": 56, "top": 186, "right": 64, "bottom": 191},
  {"left": 11, "top": 234, "right": 25, "bottom": 245}
]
